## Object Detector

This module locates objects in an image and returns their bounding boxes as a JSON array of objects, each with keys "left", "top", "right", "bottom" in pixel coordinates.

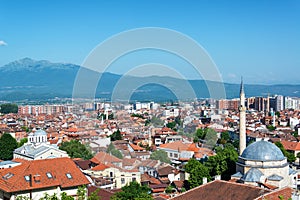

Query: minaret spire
[
  {"left": 239, "top": 77, "right": 246, "bottom": 155},
  {"left": 240, "top": 76, "right": 244, "bottom": 95}
]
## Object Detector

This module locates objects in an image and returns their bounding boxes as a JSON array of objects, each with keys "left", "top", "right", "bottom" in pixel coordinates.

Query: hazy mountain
[{"left": 0, "top": 58, "right": 299, "bottom": 102}]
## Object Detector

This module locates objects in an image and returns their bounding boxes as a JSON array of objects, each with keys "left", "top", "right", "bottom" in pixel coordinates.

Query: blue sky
[{"left": 0, "top": 0, "right": 299, "bottom": 84}]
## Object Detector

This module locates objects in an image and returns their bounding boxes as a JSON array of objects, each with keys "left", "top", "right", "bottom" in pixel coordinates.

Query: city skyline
[{"left": 1, "top": 0, "right": 300, "bottom": 85}]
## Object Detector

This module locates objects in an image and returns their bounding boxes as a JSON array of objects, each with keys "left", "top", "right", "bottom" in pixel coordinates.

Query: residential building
[{"left": 0, "top": 157, "right": 90, "bottom": 200}]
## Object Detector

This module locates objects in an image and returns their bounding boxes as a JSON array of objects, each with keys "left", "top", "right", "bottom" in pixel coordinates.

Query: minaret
[{"left": 239, "top": 77, "right": 246, "bottom": 155}]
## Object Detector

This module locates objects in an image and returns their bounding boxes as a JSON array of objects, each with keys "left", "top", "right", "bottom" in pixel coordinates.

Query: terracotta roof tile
[
  {"left": 170, "top": 180, "right": 270, "bottom": 200},
  {"left": 0, "top": 157, "right": 90, "bottom": 193}
]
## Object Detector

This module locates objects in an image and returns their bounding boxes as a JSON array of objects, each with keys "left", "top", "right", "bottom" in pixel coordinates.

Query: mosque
[{"left": 231, "top": 79, "right": 297, "bottom": 189}]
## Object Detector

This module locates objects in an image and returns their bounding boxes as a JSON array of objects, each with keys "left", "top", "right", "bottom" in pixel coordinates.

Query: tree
[
  {"left": 88, "top": 188, "right": 101, "bottom": 200},
  {"left": 111, "top": 181, "right": 152, "bottom": 200},
  {"left": 77, "top": 185, "right": 86, "bottom": 200},
  {"left": 0, "top": 103, "right": 18, "bottom": 114},
  {"left": 221, "top": 131, "right": 230, "bottom": 141},
  {"left": 150, "top": 150, "right": 171, "bottom": 163},
  {"left": 297, "top": 152, "right": 300, "bottom": 166},
  {"left": 61, "top": 192, "right": 74, "bottom": 200},
  {"left": 18, "top": 138, "right": 28, "bottom": 147},
  {"left": 184, "top": 159, "right": 210, "bottom": 189},
  {"left": 275, "top": 141, "right": 296, "bottom": 163},
  {"left": 195, "top": 128, "right": 206, "bottom": 140},
  {"left": 40, "top": 193, "right": 59, "bottom": 200},
  {"left": 59, "top": 140, "right": 93, "bottom": 160},
  {"left": 166, "top": 121, "right": 176, "bottom": 130},
  {"left": 150, "top": 116, "right": 164, "bottom": 127},
  {"left": 267, "top": 125, "right": 276, "bottom": 131},
  {"left": 106, "top": 143, "right": 123, "bottom": 159},
  {"left": 0, "top": 133, "right": 18, "bottom": 160},
  {"left": 204, "top": 128, "right": 218, "bottom": 149},
  {"left": 205, "top": 144, "right": 238, "bottom": 180},
  {"left": 110, "top": 130, "right": 123, "bottom": 141}
]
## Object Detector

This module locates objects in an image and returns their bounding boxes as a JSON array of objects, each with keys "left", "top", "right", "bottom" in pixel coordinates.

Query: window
[
  {"left": 121, "top": 178, "right": 125, "bottom": 184},
  {"left": 46, "top": 172, "right": 53, "bottom": 179},
  {"left": 66, "top": 173, "right": 72, "bottom": 179},
  {"left": 3, "top": 173, "right": 14, "bottom": 180},
  {"left": 24, "top": 175, "right": 30, "bottom": 182},
  {"left": 132, "top": 177, "right": 136, "bottom": 182},
  {"left": 174, "top": 153, "right": 178, "bottom": 158},
  {"left": 169, "top": 153, "right": 173, "bottom": 157}
]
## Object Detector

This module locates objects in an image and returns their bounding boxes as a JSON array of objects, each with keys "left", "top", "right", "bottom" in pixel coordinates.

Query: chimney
[
  {"left": 202, "top": 177, "right": 207, "bottom": 184},
  {"left": 214, "top": 175, "right": 221, "bottom": 180}
]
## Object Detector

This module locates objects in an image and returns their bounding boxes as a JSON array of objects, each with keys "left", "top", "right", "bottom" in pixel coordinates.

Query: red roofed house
[
  {"left": 0, "top": 157, "right": 90, "bottom": 200},
  {"left": 280, "top": 140, "right": 300, "bottom": 162},
  {"left": 158, "top": 141, "right": 214, "bottom": 163}
]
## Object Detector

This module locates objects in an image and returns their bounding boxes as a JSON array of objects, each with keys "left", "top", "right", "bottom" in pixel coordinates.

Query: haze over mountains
[{"left": 0, "top": 58, "right": 299, "bottom": 102}]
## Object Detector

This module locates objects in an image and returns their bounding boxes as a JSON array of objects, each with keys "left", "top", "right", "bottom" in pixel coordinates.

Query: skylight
[
  {"left": 24, "top": 175, "right": 30, "bottom": 182},
  {"left": 3, "top": 173, "right": 14, "bottom": 180},
  {"left": 66, "top": 173, "right": 72, "bottom": 179},
  {"left": 46, "top": 172, "right": 53, "bottom": 179}
]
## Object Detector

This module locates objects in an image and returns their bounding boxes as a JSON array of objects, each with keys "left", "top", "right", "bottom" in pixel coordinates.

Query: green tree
[
  {"left": 110, "top": 130, "right": 123, "bottom": 141},
  {"left": 88, "top": 188, "right": 101, "bottom": 200},
  {"left": 267, "top": 125, "right": 276, "bottom": 131},
  {"left": 59, "top": 140, "right": 93, "bottom": 160},
  {"left": 184, "top": 159, "right": 210, "bottom": 189},
  {"left": 205, "top": 144, "right": 238, "bottom": 180},
  {"left": 111, "top": 181, "right": 152, "bottom": 200},
  {"left": 166, "top": 121, "right": 176, "bottom": 130},
  {"left": 77, "top": 185, "right": 86, "bottom": 200},
  {"left": 150, "top": 116, "right": 164, "bottom": 127},
  {"left": 18, "top": 137, "right": 28, "bottom": 148},
  {"left": 16, "top": 196, "right": 30, "bottom": 200},
  {"left": 297, "top": 152, "right": 300, "bottom": 166},
  {"left": 165, "top": 185, "right": 174, "bottom": 194},
  {"left": 275, "top": 141, "right": 296, "bottom": 163},
  {"left": 150, "top": 150, "right": 171, "bottom": 163},
  {"left": 61, "top": 192, "right": 74, "bottom": 200},
  {"left": 0, "top": 103, "right": 18, "bottom": 114},
  {"left": 204, "top": 128, "right": 218, "bottom": 149},
  {"left": 0, "top": 133, "right": 18, "bottom": 160},
  {"left": 195, "top": 128, "right": 206, "bottom": 140},
  {"left": 221, "top": 131, "right": 230, "bottom": 141},
  {"left": 40, "top": 193, "right": 59, "bottom": 200},
  {"left": 106, "top": 143, "right": 123, "bottom": 159}
]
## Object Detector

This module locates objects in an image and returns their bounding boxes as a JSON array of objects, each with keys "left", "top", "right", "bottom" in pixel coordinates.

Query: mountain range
[{"left": 0, "top": 58, "right": 299, "bottom": 102}]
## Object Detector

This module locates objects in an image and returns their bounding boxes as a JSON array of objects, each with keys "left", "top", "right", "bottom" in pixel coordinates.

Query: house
[
  {"left": 280, "top": 140, "right": 300, "bottom": 162},
  {"left": 90, "top": 152, "right": 122, "bottom": 168},
  {"left": 0, "top": 157, "right": 90, "bottom": 200},
  {"left": 170, "top": 180, "right": 293, "bottom": 200},
  {"left": 86, "top": 162, "right": 141, "bottom": 189},
  {"left": 158, "top": 141, "right": 214, "bottom": 163}
]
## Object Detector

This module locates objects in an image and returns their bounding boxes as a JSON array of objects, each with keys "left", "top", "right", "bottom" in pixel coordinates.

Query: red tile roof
[
  {"left": 91, "top": 152, "right": 122, "bottom": 165},
  {"left": 281, "top": 140, "right": 300, "bottom": 151},
  {"left": 91, "top": 163, "right": 110, "bottom": 171},
  {"left": 129, "top": 143, "right": 145, "bottom": 151},
  {"left": 0, "top": 157, "right": 90, "bottom": 193},
  {"left": 159, "top": 141, "right": 190, "bottom": 151},
  {"left": 170, "top": 180, "right": 270, "bottom": 200}
]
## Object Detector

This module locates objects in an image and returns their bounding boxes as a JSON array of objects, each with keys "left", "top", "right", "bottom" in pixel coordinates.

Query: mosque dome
[
  {"left": 241, "top": 140, "right": 285, "bottom": 161},
  {"left": 34, "top": 129, "right": 47, "bottom": 136}
]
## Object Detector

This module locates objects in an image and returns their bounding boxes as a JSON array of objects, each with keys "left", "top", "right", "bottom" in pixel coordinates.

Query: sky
[{"left": 0, "top": 0, "right": 299, "bottom": 84}]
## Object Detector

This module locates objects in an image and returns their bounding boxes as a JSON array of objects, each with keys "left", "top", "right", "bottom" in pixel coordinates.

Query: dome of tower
[
  {"left": 34, "top": 129, "right": 47, "bottom": 136},
  {"left": 241, "top": 140, "right": 285, "bottom": 161}
]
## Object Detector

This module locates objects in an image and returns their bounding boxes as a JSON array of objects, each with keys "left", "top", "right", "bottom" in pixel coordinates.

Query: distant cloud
[{"left": 0, "top": 40, "right": 7, "bottom": 46}]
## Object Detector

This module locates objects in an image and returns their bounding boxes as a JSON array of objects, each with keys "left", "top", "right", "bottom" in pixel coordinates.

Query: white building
[{"left": 13, "top": 130, "right": 68, "bottom": 160}]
